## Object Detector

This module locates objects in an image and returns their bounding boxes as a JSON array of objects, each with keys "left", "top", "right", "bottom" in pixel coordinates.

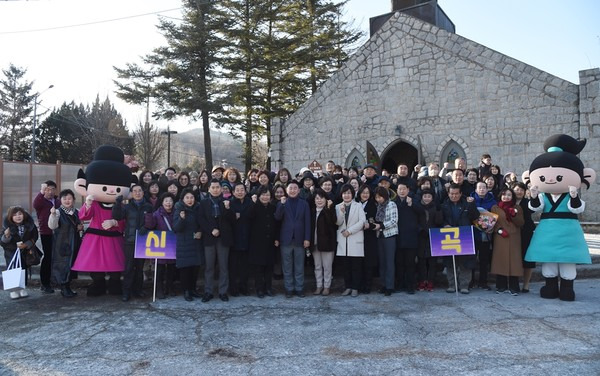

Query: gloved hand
[{"left": 498, "top": 228, "right": 509, "bottom": 238}]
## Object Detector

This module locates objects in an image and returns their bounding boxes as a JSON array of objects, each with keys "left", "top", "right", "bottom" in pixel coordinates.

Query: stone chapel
[{"left": 269, "top": 0, "right": 600, "bottom": 221}]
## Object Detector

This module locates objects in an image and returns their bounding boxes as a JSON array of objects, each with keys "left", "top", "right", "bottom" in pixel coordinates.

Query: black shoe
[
  {"left": 41, "top": 285, "right": 55, "bottom": 294},
  {"left": 190, "top": 290, "right": 202, "bottom": 298},
  {"left": 121, "top": 293, "right": 131, "bottom": 302},
  {"left": 257, "top": 291, "right": 265, "bottom": 299},
  {"left": 285, "top": 291, "right": 293, "bottom": 298},
  {"left": 265, "top": 289, "right": 274, "bottom": 297},
  {"left": 384, "top": 289, "right": 392, "bottom": 297},
  {"left": 559, "top": 278, "right": 575, "bottom": 301},
  {"left": 240, "top": 288, "right": 249, "bottom": 296},
  {"left": 65, "top": 285, "right": 78, "bottom": 296},
  {"left": 133, "top": 291, "right": 146, "bottom": 298},
  {"left": 61, "top": 287, "right": 75, "bottom": 298},
  {"left": 378, "top": 287, "right": 386, "bottom": 294},
  {"left": 184, "top": 291, "right": 193, "bottom": 302},
  {"left": 157, "top": 290, "right": 166, "bottom": 299},
  {"left": 296, "top": 291, "right": 305, "bottom": 298},
  {"left": 219, "top": 294, "right": 229, "bottom": 302},
  {"left": 407, "top": 289, "right": 415, "bottom": 295},
  {"left": 201, "top": 293, "right": 213, "bottom": 303}
]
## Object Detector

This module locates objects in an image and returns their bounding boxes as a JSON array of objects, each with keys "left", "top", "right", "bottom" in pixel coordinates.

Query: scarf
[
  {"left": 60, "top": 206, "right": 75, "bottom": 216},
  {"left": 375, "top": 200, "right": 388, "bottom": 223},
  {"left": 498, "top": 201, "right": 515, "bottom": 223}
]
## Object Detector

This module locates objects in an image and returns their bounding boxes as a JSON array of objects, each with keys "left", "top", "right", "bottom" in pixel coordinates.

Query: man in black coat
[
  {"left": 440, "top": 184, "right": 479, "bottom": 294},
  {"left": 199, "top": 179, "right": 235, "bottom": 302},
  {"left": 395, "top": 182, "right": 424, "bottom": 294},
  {"left": 229, "top": 182, "right": 253, "bottom": 296}
]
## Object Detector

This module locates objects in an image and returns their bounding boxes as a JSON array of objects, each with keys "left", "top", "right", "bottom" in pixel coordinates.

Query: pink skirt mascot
[{"left": 71, "top": 145, "right": 135, "bottom": 296}]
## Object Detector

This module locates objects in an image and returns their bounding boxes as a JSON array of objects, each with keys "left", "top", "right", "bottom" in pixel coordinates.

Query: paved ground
[
  {"left": 0, "top": 276, "right": 599, "bottom": 375},
  {"left": 1, "top": 234, "right": 599, "bottom": 375}
]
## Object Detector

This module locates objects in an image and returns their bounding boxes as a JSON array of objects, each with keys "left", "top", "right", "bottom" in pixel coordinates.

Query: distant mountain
[{"left": 163, "top": 128, "right": 245, "bottom": 171}]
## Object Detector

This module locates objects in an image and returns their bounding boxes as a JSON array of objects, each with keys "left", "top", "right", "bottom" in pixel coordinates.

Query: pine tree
[
  {"left": 0, "top": 64, "right": 34, "bottom": 161},
  {"left": 114, "top": 0, "right": 225, "bottom": 171}
]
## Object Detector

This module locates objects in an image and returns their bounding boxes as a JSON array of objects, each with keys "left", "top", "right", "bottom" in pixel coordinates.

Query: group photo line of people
[{"left": 2, "top": 134, "right": 595, "bottom": 303}]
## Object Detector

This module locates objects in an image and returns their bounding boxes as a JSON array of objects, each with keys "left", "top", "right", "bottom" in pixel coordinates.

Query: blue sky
[{"left": 0, "top": 0, "right": 598, "bottom": 132}]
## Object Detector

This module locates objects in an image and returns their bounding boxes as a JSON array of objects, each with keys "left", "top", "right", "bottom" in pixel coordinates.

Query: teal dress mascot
[{"left": 522, "top": 134, "right": 596, "bottom": 301}]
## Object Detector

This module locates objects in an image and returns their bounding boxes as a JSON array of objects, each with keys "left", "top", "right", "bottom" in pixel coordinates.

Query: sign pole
[
  {"left": 452, "top": 255, "right": 459, "bottom": 296},
  {"left": 153, "top": 258, "right": 158, "bottom": 302}
]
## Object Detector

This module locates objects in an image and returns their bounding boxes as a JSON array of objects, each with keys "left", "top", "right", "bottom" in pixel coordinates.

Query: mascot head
[
  {"left": 522, "top": 134, "right": 596, "bottom": 195},
  {"left": 74, "top": 145, "right": 136, "bottom": 203}
]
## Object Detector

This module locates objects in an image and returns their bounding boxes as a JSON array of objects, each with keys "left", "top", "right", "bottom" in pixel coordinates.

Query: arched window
[
  {"left": 440, "top": 140, "right": 466, "bottom": 167},
  {"left": 345, "top": 148, "right": 366, "bottom": 169}
]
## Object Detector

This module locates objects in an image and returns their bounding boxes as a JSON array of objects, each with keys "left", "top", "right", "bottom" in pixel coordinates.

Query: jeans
[{"left": 281, "top": 245, "right": 305, "bottom": 292}]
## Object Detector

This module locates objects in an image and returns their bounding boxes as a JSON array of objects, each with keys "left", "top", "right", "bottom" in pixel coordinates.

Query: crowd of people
[{"left": 2, "top": 154, "right": 537, "bottom": 302}]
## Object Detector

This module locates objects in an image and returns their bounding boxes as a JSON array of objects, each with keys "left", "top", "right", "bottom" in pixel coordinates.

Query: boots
[
  {"left": 540, "top": 277, "right": 559, "bottom": 299},
  {"left": 559, "top": 278, "right": 575, "bottom": 301},
  {"left": 87, "top": 273, "right": 107, "bottom": 297}
]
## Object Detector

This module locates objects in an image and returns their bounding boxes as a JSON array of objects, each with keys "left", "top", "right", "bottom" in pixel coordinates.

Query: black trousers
[
  {"left": 40, "top": 234, "right": 53, "bottom": 287},
  {"left": 496, "top": 275, "right": 520, "bottom": 291},
  {"left": 475, "top": 240, "right": 492, "bottom": 285},
  {"left": 396, "top": 247, "right": 417, "bottom": 291},
  {"left": 179, "top": 266, "right": 199, "bottom": 292},
  {"left": 254, "top": 264, "right": 273, "bottom": 293},
  {"left": 229, "top": 249, "right": 249, "bottom": 293},
  {"left": 343, "top": 256, "right": 363, "bottom": 290},
  {"left": 122, "top": 243, "right": 145, "bottom": 294},
  {"left": 157, "top": 263, "right": 176, "bottom": 292}
]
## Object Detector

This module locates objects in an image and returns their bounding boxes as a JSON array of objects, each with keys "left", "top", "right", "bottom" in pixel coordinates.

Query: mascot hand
[
  {"left": 102, "top": 219, "right": 116, "bottom": 230},
  {"left": 85, "top": 195, "right": 94, "bottom": 206},
  {"left": 529, "top": 185, "right": 539, "bottom": 198},
  {"left": 569, "top": 186, "right": 578, "bottom": 198}
]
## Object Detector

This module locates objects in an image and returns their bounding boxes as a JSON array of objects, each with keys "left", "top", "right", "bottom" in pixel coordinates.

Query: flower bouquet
[{"left": 474, "top": 207, "right": 498, "bottom": 234}]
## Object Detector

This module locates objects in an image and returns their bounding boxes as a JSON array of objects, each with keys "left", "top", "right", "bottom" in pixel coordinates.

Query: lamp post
[
  {"left": 31, "top": 84, "right": 54, "bottom": 162},
  {"left": 161, "top": 126, "right": 178, "bottom": 167}
]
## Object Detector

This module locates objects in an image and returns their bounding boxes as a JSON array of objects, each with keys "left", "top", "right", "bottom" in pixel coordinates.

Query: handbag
[
  {"left": 23, "top": 246, "right": 43, "bottom": 266},
  {"left": 2, "top": 250, "right": 26, "bottom": 291}
]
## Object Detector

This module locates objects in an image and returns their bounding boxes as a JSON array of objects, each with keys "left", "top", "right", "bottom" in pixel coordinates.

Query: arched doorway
[{"left": 380, "top": 140, "right": 419, "bottom": 175}]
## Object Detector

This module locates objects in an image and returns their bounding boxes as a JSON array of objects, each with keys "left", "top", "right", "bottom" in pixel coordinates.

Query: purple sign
[
  {"left": 429, "top": 226, "right": 476, "bottom": 257},
  {"left": 134, "top": 231, "right": 176, "bottom": 260}
]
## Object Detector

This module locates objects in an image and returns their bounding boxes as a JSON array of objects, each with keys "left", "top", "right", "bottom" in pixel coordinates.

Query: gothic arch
[
  {"left": 344, "top": 148, "right": 366, "bottom": 169},
  {"left": 436, "top": 135, "right": 470, "bottom": 167}
]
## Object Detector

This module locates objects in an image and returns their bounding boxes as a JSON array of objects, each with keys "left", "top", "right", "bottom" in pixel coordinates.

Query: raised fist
[
  {"left": 223, "top": 200, "right": 230, "bottom": 210},
  {"left": 280, "top": 196, "right": 287, "bottom": 205},
  {"left": 180, "top": 211, "right": 186, "bottom": 219},
  {"left": 50, "top": 207, "right": 56, "bottom": 215},
  {"left": 466, "top": 197, "right": 474, "bottom": 203},
  {"left": 40, "top": 183, "right": 47, "bottom": 194},
  {"left": 85, "top": 195, "right": 94, "bottom": 206},
  {"left": 251, "top": 195, "right": 257, "bottom": 203},
  {"left": 327, "top": 200, "right": 333, "bottom": 208}
]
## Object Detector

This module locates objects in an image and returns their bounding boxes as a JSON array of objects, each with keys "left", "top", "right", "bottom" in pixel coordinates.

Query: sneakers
[
  {"left": 351, "top": 289, "right": 358, "bottom": 297},
  {"left": 446, "top": 287, "right": 456, "bottom": 293},
  {"left": 10, "top": 291, "right": 20, "bottom": 299},
  {"left": 496, "top": 288, "right": 506, "bottom": 294},
  {"left": 341, "top": 288, "right": 352, "bottom": 296},
  {"left": 460, "top": 288, "right": 470, "bottom": 294},
  {"left": 508, "top": 290, "right": 519, "bottom": 296},
  {"left": 426, "top": 281, "right": 434, "bottom": 292},
  {"left": 417, "top": 281, "right": 426, "bottom": 292}
]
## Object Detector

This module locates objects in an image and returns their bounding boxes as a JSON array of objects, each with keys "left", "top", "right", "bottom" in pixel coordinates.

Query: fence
[{"left": 0, "top": 160, "right": 85, "bottom": 223}]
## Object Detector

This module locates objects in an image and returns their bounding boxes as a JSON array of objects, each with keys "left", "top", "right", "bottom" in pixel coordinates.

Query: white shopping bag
[{"left": 2, "top": 250, "right": 26, "bottom": 291}]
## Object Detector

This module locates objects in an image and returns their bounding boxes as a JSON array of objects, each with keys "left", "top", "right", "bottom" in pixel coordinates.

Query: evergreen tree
[
  {"left": 0, "top": 64, "right": 34, "bottom": 161},
  {"left": 114, "top": 0, "right": 225, "bottom": 171}
]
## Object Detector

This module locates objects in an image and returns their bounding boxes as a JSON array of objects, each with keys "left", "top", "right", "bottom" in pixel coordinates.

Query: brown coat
[{"left": 490, "top": 204, "right": 524, "bottom": 277}]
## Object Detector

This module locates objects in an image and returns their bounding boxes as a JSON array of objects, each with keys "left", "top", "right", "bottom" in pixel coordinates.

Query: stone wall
[{"left": 271, "top": 12, "right": 600, "bottom": 221}]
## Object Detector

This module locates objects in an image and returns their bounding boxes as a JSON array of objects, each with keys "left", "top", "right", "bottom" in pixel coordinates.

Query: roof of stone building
[{"left": 281, "top": 12, "right": 579, "bottom": 141}]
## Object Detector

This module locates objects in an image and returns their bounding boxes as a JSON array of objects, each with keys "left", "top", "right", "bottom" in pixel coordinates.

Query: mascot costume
[
  {"left": 523, "top": 134, "right": 596, "bottom": 301},
  {"left": 71, "top": 145, "right": 134, "bottom": 296}
]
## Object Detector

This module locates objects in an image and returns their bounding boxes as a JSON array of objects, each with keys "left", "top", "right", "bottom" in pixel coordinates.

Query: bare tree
[{"left": 134, "top": 118, "right": 165, "bottom": 171}]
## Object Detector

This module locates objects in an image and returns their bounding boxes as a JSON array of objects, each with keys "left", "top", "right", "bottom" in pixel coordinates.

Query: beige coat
[
  {"left": 490, "top": 204, "right": 525, "bottom": 276},
  {"left": 335, "top": 201, "right": 366, "bottom": 257}
]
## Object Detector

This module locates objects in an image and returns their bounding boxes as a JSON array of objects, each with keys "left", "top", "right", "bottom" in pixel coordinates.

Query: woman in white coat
[{"left": 336, "top": 184, "right": 367, "bottom": 297}]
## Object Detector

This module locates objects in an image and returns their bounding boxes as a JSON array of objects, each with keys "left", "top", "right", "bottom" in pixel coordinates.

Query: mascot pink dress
[
  {"left": 523, "top": 134, "right": 596, "bottom": 301},
  {"left": 71, "top": 145, "right": 133, "bottom": 296}
]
